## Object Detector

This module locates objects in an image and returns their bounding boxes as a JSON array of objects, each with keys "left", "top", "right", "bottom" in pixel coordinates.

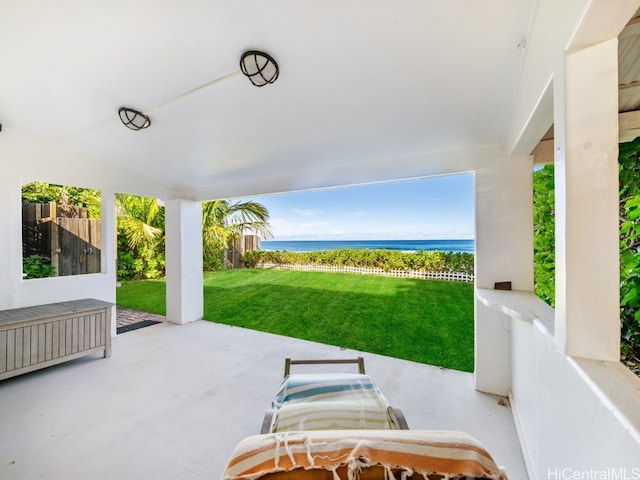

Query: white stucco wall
[
  {"left": 477, "top": 290, "right": 640, "bottom": 479},
  {"left": 501, "top": 3, "right": 640, "bottom": 476},
  {"left": 474, "top": 155, "right": 533, "bottom": 395},
  {"left": 0, "top": 124, "right": 174, "bottom": 333},
  {"left": 511, "top": 309, "right": 640, "bottom": 479}
]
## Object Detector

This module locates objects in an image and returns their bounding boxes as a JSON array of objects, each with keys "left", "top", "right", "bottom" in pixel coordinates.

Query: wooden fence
[
  {"left": 255, "top": 263, "right": 474, "bottom": 282},
  {"left": 235, "top": 235, "right": 261, "bottom": 253},
  {"left": 22, "top": 202, "right": 101, "bottom": 277},
  {"left": 225, "top": 235, "right": 262, "bottom": 269}
]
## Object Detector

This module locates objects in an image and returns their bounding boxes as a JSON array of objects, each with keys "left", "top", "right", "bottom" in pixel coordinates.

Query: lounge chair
[
  {"left": 221, "top": 358, "right": 508, "bottom": 480},
  {"left": 261, "top": 358, "right": 408, "bottom": 433}
]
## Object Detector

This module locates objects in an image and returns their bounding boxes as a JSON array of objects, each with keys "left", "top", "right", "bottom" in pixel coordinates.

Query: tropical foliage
[
  {"left": 115, "top": 195, "right": 272, "bottom": 279},
  {"left": 115, "top": 194, "right": 165, "bottom": 280},
  {"left": 243, "top": 248, "right": 474, "bottom": 275},
  {"left": 21, "top": 182, "right": 101, "bottom": 218},
  {"left": 533, "top": 165, "right": 555, "bottom": 305},
  {"left": 22, "top": 254, "right": 56, "bottom": 279},
  {"left": 19, "top": 184, "right": 272, "bottom": 280},
  {"left": 202, "top": 200, "right": 272, "bottom": 271},
  {"left": 619, "top": 138, "right": 640, "bottom": 356}
]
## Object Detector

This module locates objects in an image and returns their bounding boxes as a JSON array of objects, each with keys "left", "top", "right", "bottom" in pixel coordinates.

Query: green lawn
[{"left": 116, "top": 269, "right": 475, "bottom": 372}]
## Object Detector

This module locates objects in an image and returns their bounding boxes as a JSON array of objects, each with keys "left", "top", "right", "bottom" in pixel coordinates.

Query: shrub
[
  {"left": 203, "top": 252, "right": 225, "bottom": 271},
  {"left": 116, "top": 240, "right": 165, "bottom": 280},
  {"left": 242, "top": 248, "right": 474, "bottom": 276},
  {"left": 533, "top": 165, "right": 555, "bottom": 306},
  {"left": 620, "top": 139, "right": 640, "bottom": 356},
  {"left": 23, "top": 255, "right": 56, "bottom": 279}
]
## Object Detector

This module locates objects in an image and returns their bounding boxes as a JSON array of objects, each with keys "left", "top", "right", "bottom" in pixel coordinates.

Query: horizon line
[{"left": 263, "top": 238, "right": 475, "bottom": 242}]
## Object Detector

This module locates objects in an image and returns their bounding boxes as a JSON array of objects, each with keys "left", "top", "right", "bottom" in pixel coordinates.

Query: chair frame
[
  {"left": 261, "top": 357, "right": 409, "bottom": 432},
  {"left": 283, "top": 357, "right": 366, "bottom": 377}
]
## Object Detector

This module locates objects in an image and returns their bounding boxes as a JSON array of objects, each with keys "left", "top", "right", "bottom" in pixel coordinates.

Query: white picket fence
[{"left": 256, "top": 263, "right": 474, "bottom": 282}]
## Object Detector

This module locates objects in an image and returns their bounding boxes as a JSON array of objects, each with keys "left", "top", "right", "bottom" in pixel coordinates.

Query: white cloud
[
  {"left": 270, "top": 217, "right": 330, "bottom": 237},
  {"left": 292, "top": 208, "right": 323, "bottom": 217}
]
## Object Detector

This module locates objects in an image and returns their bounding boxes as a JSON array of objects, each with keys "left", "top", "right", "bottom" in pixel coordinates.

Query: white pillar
[
  {"left": 474, "top": 156, "right": 534, "bottom": 394},
  {"left": 165, "top": 199, "right": 203, "bottom": 324},
  {"left": 100, "top": 190, "right": 119, "bottom": 337},
  {"left": 553, "top": 39, "right": 620, "bottom": 361}
]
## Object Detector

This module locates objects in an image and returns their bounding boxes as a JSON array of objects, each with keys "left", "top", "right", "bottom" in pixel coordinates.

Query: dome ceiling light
[
  {"left": 118, "top": 107, "right": 151, "bottom": 131},
  {"left": 240, "top": 50, "right": 279, "bottom": 87}
]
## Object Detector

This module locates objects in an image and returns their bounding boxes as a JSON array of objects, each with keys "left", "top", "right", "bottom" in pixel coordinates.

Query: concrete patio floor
[{"left": 0, "top": 320, "right": 528, "bottom": 479}]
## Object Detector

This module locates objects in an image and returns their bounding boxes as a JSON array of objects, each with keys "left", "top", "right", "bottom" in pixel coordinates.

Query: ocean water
[{"left": 261, "top": 239, "right": 474, "bottom": 254}]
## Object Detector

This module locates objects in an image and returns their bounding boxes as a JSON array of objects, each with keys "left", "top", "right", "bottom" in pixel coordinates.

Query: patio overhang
[{"left": 2, "top": 1, "right": 640, "bottom": 478}]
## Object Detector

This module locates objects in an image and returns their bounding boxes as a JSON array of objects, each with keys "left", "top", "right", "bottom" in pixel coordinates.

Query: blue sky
[{"left": 253, "top": 174, "right": 475, "bottom": 241}]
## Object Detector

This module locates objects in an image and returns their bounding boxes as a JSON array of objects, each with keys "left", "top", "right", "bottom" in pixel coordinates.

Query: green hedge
[
  {"left": 620, "top": 139, "right": 640, "bottom": 354},
  {"left": 243, "top": 248, "right": 474, "bottom": 275}
]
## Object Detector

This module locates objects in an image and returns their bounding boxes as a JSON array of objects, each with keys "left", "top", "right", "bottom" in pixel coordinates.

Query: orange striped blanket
[{"left": 222, "top": 430, "right": 508, "bottom": 480}]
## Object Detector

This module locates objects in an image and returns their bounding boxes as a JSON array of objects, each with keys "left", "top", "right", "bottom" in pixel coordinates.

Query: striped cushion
[
  {"left": 221, "top": 430, "right": 508, "bottom": 480},
  {"left": 271, "top": 374, "right": 395, "bottom": 432}
]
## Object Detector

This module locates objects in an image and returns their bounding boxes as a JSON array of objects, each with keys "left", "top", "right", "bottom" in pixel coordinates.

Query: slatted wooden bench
[{"left": 0, "top": 299, "right": 112, "bottom": 381}]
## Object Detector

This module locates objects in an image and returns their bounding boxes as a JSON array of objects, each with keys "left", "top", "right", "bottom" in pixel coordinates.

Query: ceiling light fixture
[
  {"left": 118, "top": 107, "right": 151, "bottom": 131},
  {"left": 117, "top": 51, "right": 277, "bottom": 129},
  {"left": 240, "top": 50, "right": 279, "bottom": 87}
]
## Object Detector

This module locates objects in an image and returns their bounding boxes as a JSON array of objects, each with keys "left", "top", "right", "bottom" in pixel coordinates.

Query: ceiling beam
[
  {"left": 619, "top": 110, "right": 640, "bottom": 143},
  {"left": 531, "top": 111, "right": 640, "bottom": 163},
  {"left": 531, "top": 139, "right": 554, "bottom": 165},
  {"left": 619, "top": 81, "right": 640, "bottom": 98},
  {"left": 619, "top": 15, "right": 640, "bottom": 40},
  {"left": 193, "top": 146, "right": 504, "bottom": 201}
]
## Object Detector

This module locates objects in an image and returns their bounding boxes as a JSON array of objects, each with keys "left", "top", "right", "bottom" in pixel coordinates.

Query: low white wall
[
  {"left": 486, "top": 291, "right": 640, "bottom": 479},
  {"left": 474, "top": 302, "right": 512, "bottom": 396}
]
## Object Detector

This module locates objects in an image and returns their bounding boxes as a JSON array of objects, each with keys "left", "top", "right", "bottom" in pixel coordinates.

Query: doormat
[{"left": 117, "top": 320, "right": 161, "bottom": 334}]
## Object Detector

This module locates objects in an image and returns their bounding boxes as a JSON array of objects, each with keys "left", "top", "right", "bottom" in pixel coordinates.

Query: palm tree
[
  {"left": 115, "top": 195, "right": 272, "bottom": 275},
  {"left": 115, "top": 194, "right": 165, "bottom": 279},
  {"left": 115, "top": 194, "right": 164, "bottom": 249},
  {"left": 202, "top": 199, "right": 272, "bottom": 268}
]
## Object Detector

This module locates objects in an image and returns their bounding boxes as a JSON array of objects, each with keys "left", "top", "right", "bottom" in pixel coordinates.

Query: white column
[
  {"left": 100, "top": 190, "right": 119, "bottom": 337},
  {"left": 553, "top": 39, "right": 620, "bottom": 361},
  {"left": 474, "top": 156, "right": 534, "bottom": 394},
  {"left": 165, "top": 199, "right": 203, "bottom": 324}
]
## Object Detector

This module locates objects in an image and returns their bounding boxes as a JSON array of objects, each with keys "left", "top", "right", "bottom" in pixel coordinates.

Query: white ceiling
[{"left": 0, "top": 1, "right": 534, "bottom": 200}]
